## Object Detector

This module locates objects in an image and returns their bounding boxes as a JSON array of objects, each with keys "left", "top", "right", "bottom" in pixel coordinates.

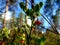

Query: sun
[{"left": 2, "top": 11, "right": 12, "bottom": 20}]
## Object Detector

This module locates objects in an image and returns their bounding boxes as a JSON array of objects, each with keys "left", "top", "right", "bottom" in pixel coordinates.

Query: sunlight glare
[{"left": 2, "top": 11, "right": 12, "bottom": 20}]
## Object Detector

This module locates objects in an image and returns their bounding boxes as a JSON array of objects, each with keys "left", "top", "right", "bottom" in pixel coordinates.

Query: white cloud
[{"left": 2, "top": 11, "right": 12, "bottom": 20}]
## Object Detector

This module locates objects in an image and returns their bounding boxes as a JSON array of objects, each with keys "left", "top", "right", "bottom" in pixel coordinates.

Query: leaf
[
  {"left": 25, "top": 9, "right": 30, "bottom": 16},
  {"left": 25, "top": 9, "right": 33, "bottom": 16},
  {"left": 3, "top": 27, "right": 9, "bottom": 38},
  {"left": 36, "top": 12, "right": 40, "bottom": 16},
  {"left": 40, "top": 41, "right": 46, "bottom": 45},
  {"left": 19, "top": 2, "right": 25, "bottom": 9},
  {"left": 39, "top": 2, "right": 43, "bottom": 8},
  {"left": 34, "top": 4, "right": 40, "bottom": 12}
]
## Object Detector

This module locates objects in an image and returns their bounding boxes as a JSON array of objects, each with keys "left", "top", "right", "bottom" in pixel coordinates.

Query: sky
[
  {"left": 0, "top": 0, "right": 58, "bottom": 17},
  {"left": 0, "top": 0, "right": 60, "bottom": 31}
]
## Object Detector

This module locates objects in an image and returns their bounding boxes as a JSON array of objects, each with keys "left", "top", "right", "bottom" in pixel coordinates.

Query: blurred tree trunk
[
  {"left": 20, "top": 12, "right": 24, "bottom": 27},
  {"left": 52, "top": 9, "right": 60, "bottom": 34},
  {"left": 3, "top": 0, "right": 9, "bottom": 27},
  {"left": 25, "top": 0, "right": 30, "bottom": 45},
  {"left": 11, "top": 11, "right": 15, "bottom": 28},
  {"left": 3, "top": 0, "right": 17, "bottom": 28},
  {"left": 26, "top": 0, "right": 28, "bottom": 9},
  {"left": 26, "top": 0, "right": 35, "bottom": 45},
  {"left": 25, "top": 0, "right": 28, "bottom": 24},
  {"left": 31, "top": 0, "right": 34, "bottom": 9}
]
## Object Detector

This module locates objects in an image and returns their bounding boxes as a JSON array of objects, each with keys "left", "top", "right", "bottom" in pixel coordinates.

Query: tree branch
[{"left": 41, "top": 14, "right": 59, "bottom": 34}]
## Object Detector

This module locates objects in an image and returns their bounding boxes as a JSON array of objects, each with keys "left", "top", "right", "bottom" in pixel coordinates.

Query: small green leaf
[
  {"left": 39, "top": 2, "right": 43, "bottom": 8},
  {"left": 34, "top": 4, "right": 40, "bottom": 12},
  {"left": 36, "top": 12, "right": 41, "bottom": 16}
]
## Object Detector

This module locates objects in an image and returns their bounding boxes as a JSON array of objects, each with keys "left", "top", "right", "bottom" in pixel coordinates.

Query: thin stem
[{"left": 41, "top": 14, "right": 58, "bottom": 34}]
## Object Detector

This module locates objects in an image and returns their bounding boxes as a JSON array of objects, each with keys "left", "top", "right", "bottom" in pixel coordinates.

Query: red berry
[
  {"left": 2, "top": 42, "right": 5, "bottom": 45},
  {"left": 20, "top": 40, "right": 25, "bottom": 44},
  {"left": 35, "top": 20, "right": 42, "bottom": 25},
  {"left": 0, "top": 41, "right": 2, "bottom": 44}
]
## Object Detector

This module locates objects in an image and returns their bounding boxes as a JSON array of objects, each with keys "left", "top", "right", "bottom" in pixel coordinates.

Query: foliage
[
  {"left": 0, "top": 27, "right": 46, "bottom": 45},
  {"left": 0, "top": 26, "right": 60, "bottom": 45},
  {"left": 45, "top": 31, "right": 60, "bottom": 45},
  {"left": 20, "top": 2, "right": 43, "bottom": 17},
  {"left": 0, "top": 0, "right": 60, "bottom": 45}
]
